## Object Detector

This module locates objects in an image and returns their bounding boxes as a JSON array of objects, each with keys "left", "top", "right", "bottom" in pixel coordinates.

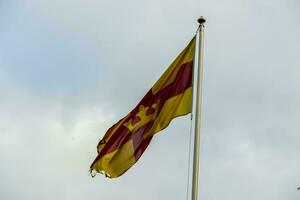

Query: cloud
[
  {"left": 0, "top": 78, "right": 195, "bottom": 200},
  {"left": 0, "top": 0, "right": 300, "bottom": 200}
]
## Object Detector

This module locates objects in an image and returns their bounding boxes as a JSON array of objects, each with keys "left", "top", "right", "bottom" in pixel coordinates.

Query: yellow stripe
[
  {"left": 92, "top": 139, "right": 136, "bottom": 178},
  {"left": 144, "top": 87, "right": 192, "bottom": 138},
  {"left": 151, "top": 37, "right": 195, "bottom": 94}
]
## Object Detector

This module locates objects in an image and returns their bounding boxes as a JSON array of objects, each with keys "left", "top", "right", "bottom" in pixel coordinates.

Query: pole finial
[{"left": 198, "top": 16, "right": 206, "bottom": 25}]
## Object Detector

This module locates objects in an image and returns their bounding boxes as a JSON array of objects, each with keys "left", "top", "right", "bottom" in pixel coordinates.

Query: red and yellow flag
[{"left": 90, "top": 37, "right": 195, "bottom": 178}]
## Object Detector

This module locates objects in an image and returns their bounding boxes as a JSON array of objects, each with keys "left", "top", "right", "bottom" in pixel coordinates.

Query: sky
[{"left": 0, "top": 0, "right": 300, "bottom": 200}]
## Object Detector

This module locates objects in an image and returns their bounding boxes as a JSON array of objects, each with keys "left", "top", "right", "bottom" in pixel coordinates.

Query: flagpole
[{"left": 191, "top": 16, "right": 206, "bottom": 200}]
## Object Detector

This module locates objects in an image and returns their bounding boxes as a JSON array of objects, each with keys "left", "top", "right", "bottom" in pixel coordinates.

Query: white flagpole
[{"left": 191, "top": 16, "right": 206, "bottom": 200}]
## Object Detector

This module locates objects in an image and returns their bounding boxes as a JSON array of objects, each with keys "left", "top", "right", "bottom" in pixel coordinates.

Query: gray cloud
[{"left": 0, "top": 0, "right": 300, "bottom": 200}]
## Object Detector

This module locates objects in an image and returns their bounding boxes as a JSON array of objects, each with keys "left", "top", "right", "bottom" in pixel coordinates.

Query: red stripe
[{"left": 138, "top": 61, "right": 193, "bottom": 108}]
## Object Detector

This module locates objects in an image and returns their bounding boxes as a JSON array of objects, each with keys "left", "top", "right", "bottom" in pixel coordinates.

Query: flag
[{"left": 90, "top": 37, "right": 196, "bottom": 178}]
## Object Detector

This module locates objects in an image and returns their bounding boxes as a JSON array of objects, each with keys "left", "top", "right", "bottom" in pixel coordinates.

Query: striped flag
[{"left": 90, "top": 37, "right": 195, "bottom": 178}]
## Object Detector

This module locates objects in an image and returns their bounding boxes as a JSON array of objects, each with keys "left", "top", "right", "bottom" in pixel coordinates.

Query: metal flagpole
[{"left": 191, "top": 16, "right": 206, "bottom": 200}]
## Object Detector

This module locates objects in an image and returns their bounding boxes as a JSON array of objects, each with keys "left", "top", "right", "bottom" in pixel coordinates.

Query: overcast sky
[{"left": 1, "top": 0, "right": 300, "bottom": 200}]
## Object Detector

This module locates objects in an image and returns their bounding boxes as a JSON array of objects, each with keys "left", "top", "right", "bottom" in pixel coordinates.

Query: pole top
[{"left": 197, "top": 16, "right": 206, "bottom": 24}]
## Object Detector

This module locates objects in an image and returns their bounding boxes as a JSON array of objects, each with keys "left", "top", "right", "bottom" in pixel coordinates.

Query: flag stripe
[
  {"left": 92, "top": 140, "right": 136, "bottom": 177},
  {"left": 96, "top": 115, "right": 130, "bottom": 153},
  {"left": 151, "top": 38, "right": 195, "bottom": 94},
  {"left": 146, "top": 87, "right": 192, "bottom": 138}
]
